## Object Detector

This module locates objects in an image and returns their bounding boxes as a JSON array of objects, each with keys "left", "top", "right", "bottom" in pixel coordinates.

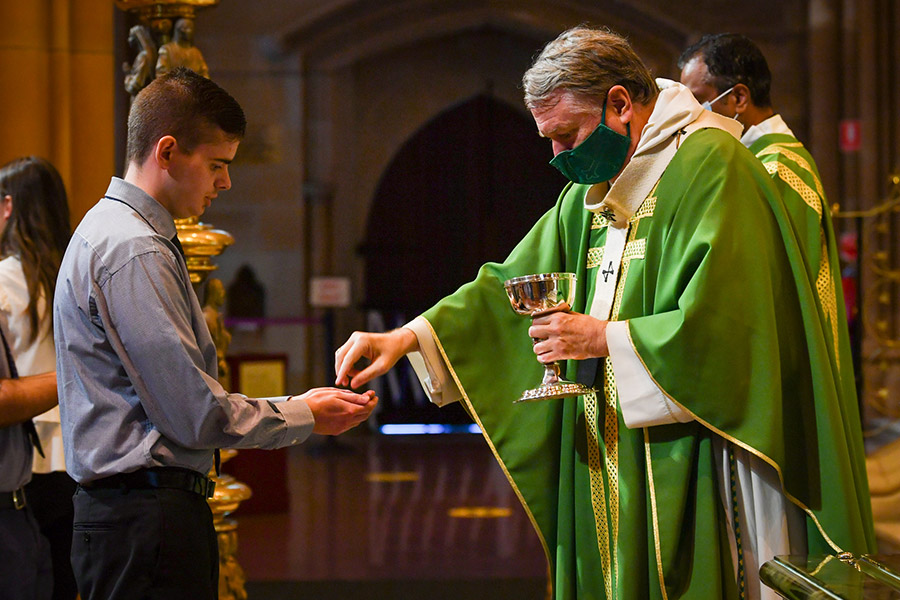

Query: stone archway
[
  {"left": 358, "top": 93, "right": 566, "bottom": 425},
  {"left": 361, "top": 94, "right": 566, "bottom": 313}
]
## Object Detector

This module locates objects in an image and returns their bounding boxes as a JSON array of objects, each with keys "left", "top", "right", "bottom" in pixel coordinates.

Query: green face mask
[{"left": 549, "top": 101, "right": 631, "bottom": 184}]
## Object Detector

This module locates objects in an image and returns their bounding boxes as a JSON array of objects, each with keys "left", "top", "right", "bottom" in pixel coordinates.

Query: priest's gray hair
[{"left": 523, "top": 27, "right": 659, "bottom": 111}]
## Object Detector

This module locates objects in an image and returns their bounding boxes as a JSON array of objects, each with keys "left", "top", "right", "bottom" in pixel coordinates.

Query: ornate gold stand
[
  {"left": 174, "top": 216, "right": 251, "bottom": 600},
  {"left": 115, "top": 0, "right": 220, "bottom": 43},
  {"left": 175, "top": 216, "right": 234, "bottom": 285},
  {"left": 211, "top": 450, "right": 253, "bottom": 600}
]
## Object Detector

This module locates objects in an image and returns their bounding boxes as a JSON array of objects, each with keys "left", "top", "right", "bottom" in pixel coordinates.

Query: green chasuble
[
  {"left": 420, "top": 128, "right": 875, "bottom": 599},
  {"left": 748, "top": 132, "right": 852, "bottom": 386}
]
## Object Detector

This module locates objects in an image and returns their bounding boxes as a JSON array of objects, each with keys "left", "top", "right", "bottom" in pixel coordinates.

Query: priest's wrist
[
  {"left": 593, "top": 319, "right": 610, "bottom": 357},
  {"left": 396, "top": 326, "right": 419, "bottom": 355}
]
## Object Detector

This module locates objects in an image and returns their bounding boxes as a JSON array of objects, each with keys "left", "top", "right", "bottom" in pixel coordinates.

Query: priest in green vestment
[
  {"left": 679, "top": 33, "right": 850, "bottom": 385},
  {"left": 337, "top": 27, "right": 875, "bottom": 599}
]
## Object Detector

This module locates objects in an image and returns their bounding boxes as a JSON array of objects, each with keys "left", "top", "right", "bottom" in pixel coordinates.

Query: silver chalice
[{"left": 503, "top": 272, "right": 592, "bottom": 402}]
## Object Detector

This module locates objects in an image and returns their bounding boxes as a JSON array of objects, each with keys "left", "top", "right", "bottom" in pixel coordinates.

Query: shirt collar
[
  {"left": 103, "top": 177, "right": 178, "bottom": 240},
  {"left": 740, "top": 114, "right": 795, "bottom": 147}
]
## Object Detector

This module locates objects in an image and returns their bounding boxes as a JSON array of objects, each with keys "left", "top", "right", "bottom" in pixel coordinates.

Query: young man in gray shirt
[{"left": 54, "top": 68, "right": 377, "bottom": 600}]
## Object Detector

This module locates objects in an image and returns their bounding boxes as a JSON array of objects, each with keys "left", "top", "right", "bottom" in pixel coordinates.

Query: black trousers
[
  {"left": 72, "top": 486, "right": 218, "bottom": 600},
  {"left": 0, "top": 504, "right": 52, "bottom": 600},
  {"left": 25, "top": 472, "right": 78, "bottom": 600}
]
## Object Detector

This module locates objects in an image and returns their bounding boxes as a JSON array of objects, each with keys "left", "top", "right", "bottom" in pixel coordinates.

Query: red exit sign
[{"left": 840, "top": 119, "right": 861, "bottom": 153}]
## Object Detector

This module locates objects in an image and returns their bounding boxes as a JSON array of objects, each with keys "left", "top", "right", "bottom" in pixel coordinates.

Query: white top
[
  {"left": 740, "top": 113, "right": 796, "bottom": 148},
  {"left": 0, "top": 255, "right": 63, "bottom": 473}
]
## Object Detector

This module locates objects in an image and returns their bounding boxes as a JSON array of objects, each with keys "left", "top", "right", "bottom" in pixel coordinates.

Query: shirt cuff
[
  {"left": 606, "top": 320, "right": 693, "bottom": 428},
  {"left": 270, "top": 396, "right": 315, "bottom": 446},
  {"left": 404, "top": 317, "right": 463, "bottom": 407}
]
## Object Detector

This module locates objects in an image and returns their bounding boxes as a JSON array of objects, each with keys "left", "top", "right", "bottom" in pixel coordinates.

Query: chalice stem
[
  {"left": 542, "top": 362, "right": 563, "bottom": 386},
  {"left": 530, "top": 333, "right": 563, "bottom": 386}
]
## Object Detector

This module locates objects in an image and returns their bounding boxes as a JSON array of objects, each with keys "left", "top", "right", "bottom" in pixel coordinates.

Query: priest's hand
[
  {"left": 334, "top": 328, "right": 419, "bottom": 389},
  {"left": 529, "top": 311, "right": 608, "bottom": 363},
  {"left": 294, "top": 387, "right": 378, "bottom": 435}
]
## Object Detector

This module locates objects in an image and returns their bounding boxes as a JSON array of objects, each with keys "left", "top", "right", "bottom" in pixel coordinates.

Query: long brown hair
[{"left": 0, "top": 156, "right": 71, "bottom": 343}]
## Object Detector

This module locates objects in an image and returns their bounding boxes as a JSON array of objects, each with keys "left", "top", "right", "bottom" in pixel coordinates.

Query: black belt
[
  {"left": 0, "top": 488, "right": 26, "bottom": 510},
  {"left": 81, "top": 467, "right": 215, "bottom": 499}
]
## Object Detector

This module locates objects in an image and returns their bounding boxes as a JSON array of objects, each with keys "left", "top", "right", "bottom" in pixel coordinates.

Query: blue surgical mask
[
  {"left": 701, "top": 86, "right": 735, "bottom": 111},
  {"left": 549, "top": 101, "right": 631, "bottom": 185}
]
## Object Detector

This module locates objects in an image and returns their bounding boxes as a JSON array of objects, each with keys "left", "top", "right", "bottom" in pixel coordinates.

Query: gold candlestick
[
  {"left": 174, "top": 218, "right": 249, "bottom": 600},
  {"left": 175, "top": 216, "right": 234, "bottom": 285}
]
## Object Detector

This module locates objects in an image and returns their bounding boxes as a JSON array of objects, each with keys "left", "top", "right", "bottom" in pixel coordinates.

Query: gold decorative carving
[
  {"left": 115, "top": 0, "right": 219, "bottom": 22},
  {"left": 175, "top": 216, "right": 235, "bottom": 285},
  {"left": 210, "top": 450, "right": 252, "bottom": 600},
  {"left": 173, "top": 216, "right": 249, "bottom": 599}
]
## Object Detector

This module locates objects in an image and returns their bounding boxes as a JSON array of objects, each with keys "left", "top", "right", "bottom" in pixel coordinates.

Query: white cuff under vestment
[
  {"left": 404, "top": 317, "right": 462, "bottom": 407},
  {"left": 607, "top": 320, "right": 693, "bottom": 428}
]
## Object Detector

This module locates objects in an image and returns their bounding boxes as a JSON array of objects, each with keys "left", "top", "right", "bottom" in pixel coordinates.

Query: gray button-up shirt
[
  {"left": 55, "top": 178, "right": 314, "bottom": 483},
  {"left": 0, "top": 331, "right": 31, "bottom": 492}
]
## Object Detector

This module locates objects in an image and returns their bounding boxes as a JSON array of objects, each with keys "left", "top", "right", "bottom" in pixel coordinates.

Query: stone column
[{"left": 0, "top": 1, "right": 115, "bottom": 223}]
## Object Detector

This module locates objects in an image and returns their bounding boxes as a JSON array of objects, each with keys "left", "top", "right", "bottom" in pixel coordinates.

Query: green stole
[{"left": 421, "top": 128, "right": 875, "bottom": 599}]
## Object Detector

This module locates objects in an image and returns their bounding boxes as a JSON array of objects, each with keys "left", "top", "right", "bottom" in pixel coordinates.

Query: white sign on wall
[{"left": 309, "top": 276, "right": 352, "bottom": 308}]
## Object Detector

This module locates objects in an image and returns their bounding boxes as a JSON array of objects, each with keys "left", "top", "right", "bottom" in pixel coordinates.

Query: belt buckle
[
  {"left": 205, "top": 479, "right": 216, "bottom": 499},
  {"left": 12, "top": 488, "right": 25, "bottom": 510}
]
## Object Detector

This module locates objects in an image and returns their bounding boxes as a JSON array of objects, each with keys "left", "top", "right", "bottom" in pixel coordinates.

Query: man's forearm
[{"left": 0, "top": 372, "right": 58, "bottom": 427}]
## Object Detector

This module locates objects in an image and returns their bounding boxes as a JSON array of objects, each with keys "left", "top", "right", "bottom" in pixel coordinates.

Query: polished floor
[{"left": 233, "top": 433, "right": 548, "bottom": 599}]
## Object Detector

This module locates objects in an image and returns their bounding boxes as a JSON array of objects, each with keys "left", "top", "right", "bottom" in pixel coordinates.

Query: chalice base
[{"left": 515, "top": 381, "right": 592, "bottom": 403}]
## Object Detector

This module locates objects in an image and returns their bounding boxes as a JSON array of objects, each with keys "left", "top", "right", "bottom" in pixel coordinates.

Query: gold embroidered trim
[
  {"left": 757, "top": 144, "right": 825, "bottom": 199},
  {"left": 585, "top": 389, "right": 613, "bottom": 600},
  {"left": 817, "top": 230, "right": 840, "bottom": 359},
  {"left": 586, "top": 247, "right": 605, "bottom": 270},
  {"left": 603, "top": 357, "right": 620, "bottom": 591},
  {"left": 644, "top": 428, "right": 670, "bottom": 600},
  {"left": 765, "top": 160, "right": 822, "bottom": 217},
  {"left": 612, "top": 238, "right": 647, "bottom": 314},
  {"left": 763, "top": 155, "right": 839, "bottom": 358},
  {"left": 592, "top": 212, "right": 610, "bottom": 230},
  {"left": 621, "top": 325, "right": 845, "bottom": 554},
  {"left": 587, "top": 199, "right": 652, "bottom": 595},
  {"left": 630, "top": 190, "right": 657, "bottom": 224},
  {"left": 600, "top": 213, "right": 648, "bottom": 590},
  {"left": 419, "top": 318, "right": 555, "bottom": 594}
]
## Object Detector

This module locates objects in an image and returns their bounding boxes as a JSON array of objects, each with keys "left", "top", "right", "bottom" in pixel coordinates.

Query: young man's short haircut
[{"left": 126, "top": 67, "right": 246, "bottom": 166}]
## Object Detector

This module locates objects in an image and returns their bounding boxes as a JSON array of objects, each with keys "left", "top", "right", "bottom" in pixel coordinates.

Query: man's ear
[
  {"left": 154, "top": 135, "right": 179, "bottom": 170},
  {"left": 732, "top": 83, "right": 752, "bottom": 115},
  {"left": 606, "top": 85, "right": 633, "bottom": 124}
]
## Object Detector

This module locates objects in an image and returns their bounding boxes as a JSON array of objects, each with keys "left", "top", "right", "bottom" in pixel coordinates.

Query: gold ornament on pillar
[
  {"left": 173, "top": 216, "right": 251, "bottom": 600},
  {"left": 115, "top": 4, "right": 251, "bottom": 599},
  {"left": 175, "top": 216, "right": 234, "bottom": 285},
  {"left": 117, "top": 0, "right": 215, "bottom": 97}
]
